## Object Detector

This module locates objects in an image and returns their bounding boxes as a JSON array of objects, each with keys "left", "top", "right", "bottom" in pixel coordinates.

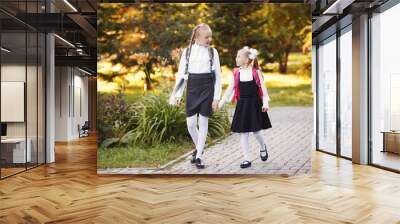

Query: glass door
[
  {"left": 317, "top": 35, "right": 337, "bottom": 154},
  {"left": 370, "top": 3, "right": 400, "bottom": 171}
]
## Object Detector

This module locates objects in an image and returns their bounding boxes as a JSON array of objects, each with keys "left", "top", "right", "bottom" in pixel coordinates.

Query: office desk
[
  {"left": 1, "top": 138, "right": 32, "bottom": 163},
  {"left": 381, "top": 131, "right": 400, "bottom": 155}
]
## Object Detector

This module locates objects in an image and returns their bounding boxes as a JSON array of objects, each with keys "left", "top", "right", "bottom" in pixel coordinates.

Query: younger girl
[
  {"left": 169, "top": 24, "right": 222, "bottom": 169},
  {"left": 218, "top": 46, "right": 272, "bottom": 169}
]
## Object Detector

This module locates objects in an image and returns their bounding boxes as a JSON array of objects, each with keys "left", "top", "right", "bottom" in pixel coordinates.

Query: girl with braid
[
  {"left": 169, "top": 23, "right": 222, "bottom": 169},
  {"left": 218, "top": 46, "right": 272, "bottom": 169}
]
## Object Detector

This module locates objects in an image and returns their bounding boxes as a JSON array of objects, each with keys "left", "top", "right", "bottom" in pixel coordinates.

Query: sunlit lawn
[
  {"left": 265, "top": 73, "right": 313, "bottom": 107},
  {"left": 97, "top": 141, "right": 194, "bottom": 169}
]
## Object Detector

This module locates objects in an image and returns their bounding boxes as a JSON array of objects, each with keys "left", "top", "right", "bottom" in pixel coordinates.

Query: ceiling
[
  {"left": 0, "top": 0, "right": 97, "bottom": 75},
  {"left": 311, "top": 0, "right": 389, "bottom": 43}
]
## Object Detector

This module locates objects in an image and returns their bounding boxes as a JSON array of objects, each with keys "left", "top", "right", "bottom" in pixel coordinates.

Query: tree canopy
[{"left": 98, "top": 3, "right": 310, "bottom": 89}]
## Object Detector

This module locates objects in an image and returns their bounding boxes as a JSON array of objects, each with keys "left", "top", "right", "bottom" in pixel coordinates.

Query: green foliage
[
  {"left": 98, "top": 3, "right": 311, "bottom": 87},
  {"left": 98, "top": 3, "right": 200, "bottom": 89},
  {"left": 132, "top": 94, "right": 189, "bottom": 144},
  {"left": 97, "top": 91, "right": 139, "bottom": 146},
  {"left": 208, "top": 108, "right": 231, "bottom": 138},
  {"left": 98, "top": 91, "right": 232, "bottom": 148},
  {"left": 297, "top": 25, "right": 312, "bottom": 77}
]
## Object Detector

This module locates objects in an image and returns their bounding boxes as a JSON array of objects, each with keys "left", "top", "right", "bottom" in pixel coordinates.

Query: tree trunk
[
  {"left": 278, "top": 45, "right": 291, "bottom": 74},
  {"left": 144, "top": 73, "right": 152, "bottom": 91},
  {"left": 144, "top": 63, "right": 153, "bottom": 91}
]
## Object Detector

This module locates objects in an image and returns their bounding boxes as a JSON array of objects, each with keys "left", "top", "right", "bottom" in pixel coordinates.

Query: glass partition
[
  {"left": 1, "top": 30, "right": 28, "bottom": 178},
  {"left": 317, "top": 35, "right": 337, "bottom": 154},
  {"left": 370, "top": 3, "right": 400, "bottom": 171},
  {"left": 339, "top": 26, "right": 352, "bottom": 158},
  {"left": 0, "top": 1, "right": 46, "bottom": 179}
]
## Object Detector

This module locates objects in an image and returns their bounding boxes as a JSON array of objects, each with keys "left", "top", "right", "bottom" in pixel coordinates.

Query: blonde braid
[{"left": 187, "top": 24, "right": 202, "bottom": 61}]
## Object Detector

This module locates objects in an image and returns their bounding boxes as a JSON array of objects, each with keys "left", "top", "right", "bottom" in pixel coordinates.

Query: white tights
[
  {"left": 186, "top": 114, "right": 209, "bottom": 160},
  {"left": 240, "top": 131, "right": 266, "bottom": 161}
]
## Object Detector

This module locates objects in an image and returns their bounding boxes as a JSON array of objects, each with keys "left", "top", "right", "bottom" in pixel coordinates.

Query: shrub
[
  {"left": 131, "top": 94, "right": 189, "bottom": 145},
  {"left": 98, "top": 90, "right": 232, "bottom": 148},
  {"left": 97, "top": 91, "right": 139, "bottom": 146}
]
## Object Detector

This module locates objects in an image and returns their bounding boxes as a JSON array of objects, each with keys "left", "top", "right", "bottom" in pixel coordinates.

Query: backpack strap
[
  {"left": 252, "top": 68, "right": 263, "bottom": 98},
  {"left": 232, "top": 68, "right": 240, "bottom": 102},
  {"left": 209, "top": 47, "right": 215, "bottom": 84},
  {"left": 209, "top": 47, "right": 214, "bottom": 73},
  {"left": 184, "top": 47, "right": 190, "bottom": 75}
]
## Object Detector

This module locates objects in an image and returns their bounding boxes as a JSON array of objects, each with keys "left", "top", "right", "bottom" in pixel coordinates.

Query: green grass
[
  {"left": 268, "top": 84, "right": 313, "bottom": 107},
  {"left": 97, "top": 141, "right": 194, "bottom": 168}
]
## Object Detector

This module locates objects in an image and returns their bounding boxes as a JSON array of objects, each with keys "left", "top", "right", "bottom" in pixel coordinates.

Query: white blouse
[
  {"left": 218, "top": 66, "right": 270, "bottom": 109},
  {"left": 170, "top": 43, "right": 222, "bottom": 101}
]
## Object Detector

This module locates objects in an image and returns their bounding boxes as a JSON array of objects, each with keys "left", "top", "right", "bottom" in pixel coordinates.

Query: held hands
[
  {"left": 212, "top": 100, "right": 219, "bottom": 112},
  {"left": 217, "top": 100, "right": 224, "bottom": 110}
]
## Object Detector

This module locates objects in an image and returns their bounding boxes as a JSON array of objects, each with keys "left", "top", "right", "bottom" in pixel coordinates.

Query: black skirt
[
  {"left": 186, "top": 73, "right": 215, "bottom": 117},
  {"left": 231, "top": 79, "right": 272, "bottom": 133}
]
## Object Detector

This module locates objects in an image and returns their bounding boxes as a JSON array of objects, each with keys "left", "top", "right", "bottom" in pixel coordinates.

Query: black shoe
[
  {"left": 195, "top": 158, "right": 205, "bottom": 169},
  {"left": 260, "top": 144, "right": 268, "bottom": 161},
  {"left": 190, "top": 150, "right": 197, "bottom": 164},
  {"left": 240, "top": 160, "right": 252, "bottom": 169}
]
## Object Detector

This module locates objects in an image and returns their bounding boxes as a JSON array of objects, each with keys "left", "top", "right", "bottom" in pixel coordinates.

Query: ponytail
[{"left": 252, "top": 58, "right": 259, "bottom": 70}]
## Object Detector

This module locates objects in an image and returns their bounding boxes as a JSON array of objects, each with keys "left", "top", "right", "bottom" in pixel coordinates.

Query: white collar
[
  {"left": 193, "top": 42, "right": 209, "bottom": 48},
  {"left": 240, "top": 66, "right": 252, "bottom": 70}
]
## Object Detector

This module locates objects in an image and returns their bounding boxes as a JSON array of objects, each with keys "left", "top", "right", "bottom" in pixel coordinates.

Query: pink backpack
[{"left": 232, "top": 67, "right": 263, "bottom": 103}]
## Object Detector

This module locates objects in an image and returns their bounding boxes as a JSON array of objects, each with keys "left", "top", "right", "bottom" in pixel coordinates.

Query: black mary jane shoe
[
  {"left": 195, "top": 158, "right": 205, "bottom": 169},
  {"left": 190, "top": 150, "right": 197, "bottom": 164},
  {"left": 260, "top": 144, "right": 269, "bottom": 162},
  {"left": 240, "top": 160, "right": 252, "bottom": 169}
]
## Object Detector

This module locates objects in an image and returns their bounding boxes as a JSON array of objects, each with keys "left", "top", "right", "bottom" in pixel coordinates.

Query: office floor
[
  {"left": 0, "top": 167, "right": 25, "bottom": 177},
  {"left": 0, "top": 135, "right": 400, "bottom": 223},
  {"left": 372, "top": 150, "right": 400, "bottom": 171},
  {"left": 1, "top": 162, "right": 42, "bottom": 178}
]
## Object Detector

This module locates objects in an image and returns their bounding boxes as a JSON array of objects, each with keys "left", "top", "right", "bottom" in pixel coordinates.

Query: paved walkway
[{"left": 98, "top": 107, "right": 313, "bottom": 175}]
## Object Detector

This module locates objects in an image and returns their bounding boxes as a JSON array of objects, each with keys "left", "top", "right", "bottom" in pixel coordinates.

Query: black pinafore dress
[{"left": 231, "top": 76, "right": 272, "bottom": 133}]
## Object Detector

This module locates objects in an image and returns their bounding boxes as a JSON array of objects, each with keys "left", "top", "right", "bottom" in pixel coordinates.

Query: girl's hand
[
  {"left": 175, "top": 98, "right": 182, "bottom": 107},
  {"left": 212, "top": 100, "right": 219, "bottom": 112},
  {"left": 262, "top": 106, "right": 269, "bottom": 112},
  {"left": 218, "top": 101, "right": 224, "bottom": 110}
]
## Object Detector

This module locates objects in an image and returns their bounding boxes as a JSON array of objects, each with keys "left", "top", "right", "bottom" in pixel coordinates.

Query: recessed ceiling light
[
  {"left": 54, "top": 34, "right": 75, "bottom": 48},
  {"left": 78, "top": 67, "right": 92, "bottom": 76},
  {"left": 1, "top": 47, "right": 11, "bottom": 53},
  {"left": 323, "top": 0, "right": 355, "bottom": 15},
  {"left": 63, "top": 0, "right": 78, "bottom": 12}
]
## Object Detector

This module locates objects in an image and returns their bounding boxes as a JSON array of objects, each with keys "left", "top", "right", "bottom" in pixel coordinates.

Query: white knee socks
[
  {"left": 186, "top": 115, "right": 199, "bottom": 148},
  {"left": 240, "top": 131, "right": 267, "bottom": 161},
  {"left": 186, "top": 114, "right": 209, "bottom": 160},
  {"left": 240, "top": 133, "right": 250, "bottom": 161},
  {"left": 253, "top": 131, "right": 266, "bottom": 149}
]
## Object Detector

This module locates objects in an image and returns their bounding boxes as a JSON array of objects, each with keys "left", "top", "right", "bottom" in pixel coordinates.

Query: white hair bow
[
  {"left": 249, "top": 48, "right": 258, "bottom": 60},
  {"left": 243, "top": 46, "right": 258, "bottom": 60}
]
